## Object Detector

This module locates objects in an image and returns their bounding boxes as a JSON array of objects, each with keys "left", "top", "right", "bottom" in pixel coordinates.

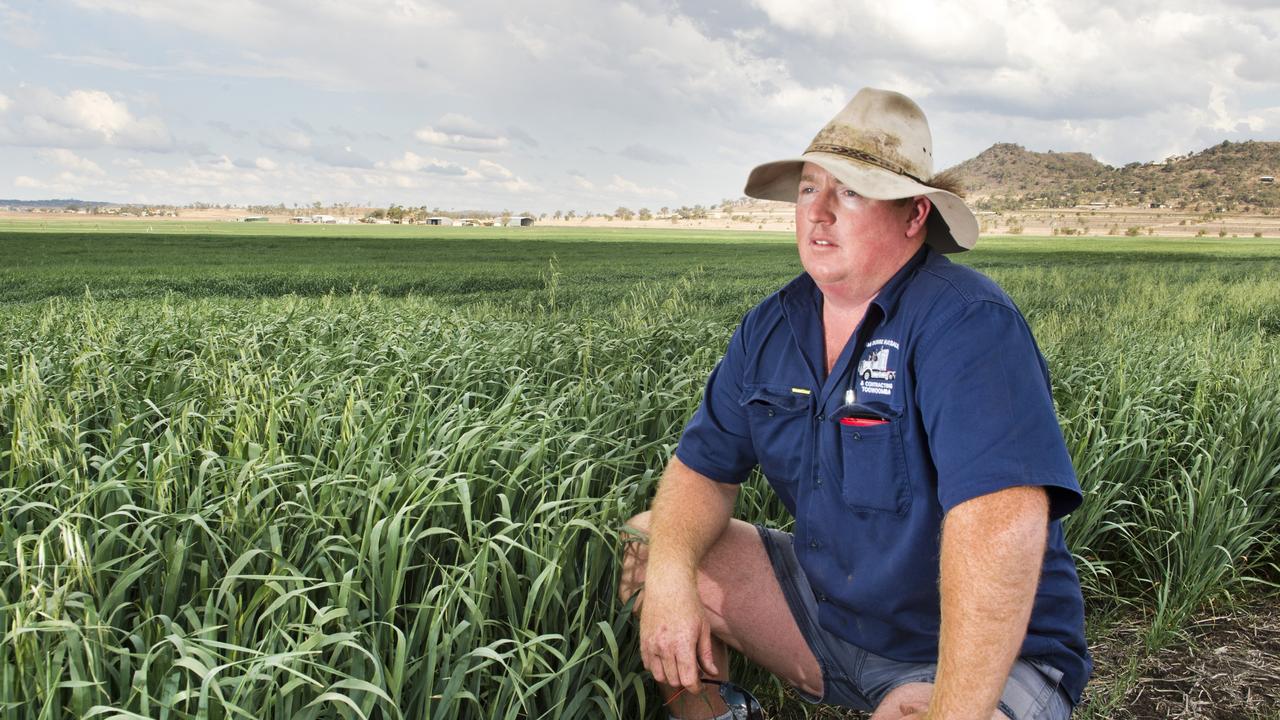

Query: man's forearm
[
  {"left": 928, "top": 486, "right": 1048, "bottom": 720},
  {"left": 646, "top": 456, "right": 737, "bottom": 586}
]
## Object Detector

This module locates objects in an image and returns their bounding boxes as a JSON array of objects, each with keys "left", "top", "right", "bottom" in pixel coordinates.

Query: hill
[
  {"left": 949, "top": 141, "right": 1280, "bottom": 211},
  {"left": 0, "top": 198, "right": 113, "bottom": 209}
]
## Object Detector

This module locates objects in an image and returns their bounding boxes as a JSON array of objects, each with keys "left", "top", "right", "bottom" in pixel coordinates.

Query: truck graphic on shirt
[{"left": 858, "top": 347, "right": 897, "bottom": 381}]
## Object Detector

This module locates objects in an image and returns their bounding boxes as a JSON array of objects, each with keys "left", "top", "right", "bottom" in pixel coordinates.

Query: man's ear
[{"left": 906, "top": 196, "right": 932, "bottom": 239}]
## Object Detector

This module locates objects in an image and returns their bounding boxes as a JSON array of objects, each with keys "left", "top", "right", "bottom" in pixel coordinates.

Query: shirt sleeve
[
  {"left": 674, "top": 321, "right": 758, "bottom": 484},
  {"left": 915, "top": 300, "right": 1082, "bottom": 519}
]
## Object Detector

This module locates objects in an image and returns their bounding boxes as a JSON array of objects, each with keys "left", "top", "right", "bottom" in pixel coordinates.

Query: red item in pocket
[{"left": 839, "top": 417, "right": 889, "bottom": 426}]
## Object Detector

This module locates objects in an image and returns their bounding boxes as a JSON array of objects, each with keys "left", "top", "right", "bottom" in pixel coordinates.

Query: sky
[{"left": 1, "top": 0, "right": 1278, "bottom": 213}]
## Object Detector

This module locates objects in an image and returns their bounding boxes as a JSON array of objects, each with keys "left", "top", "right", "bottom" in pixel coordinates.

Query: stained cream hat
[{"left": 744, "top": 87, "right": 978, "bottom": 253}]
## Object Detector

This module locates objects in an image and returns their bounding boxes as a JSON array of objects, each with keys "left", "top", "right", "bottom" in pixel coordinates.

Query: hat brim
[{"left": 744, "top": 151, "right": 978, "bottom": 253}]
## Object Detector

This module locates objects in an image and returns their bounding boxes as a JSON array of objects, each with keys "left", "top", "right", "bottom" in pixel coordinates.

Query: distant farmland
[{"left": 2, "top": 224, "right": 1279, "bottom": 718}]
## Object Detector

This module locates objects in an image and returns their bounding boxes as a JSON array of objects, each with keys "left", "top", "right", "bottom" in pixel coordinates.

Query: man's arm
[
  {"left": 639, "top": 456, "right": 738, "bottom": 695},
  {"left": 920, "top": 485, "right": 1049, "bottom": 720}
]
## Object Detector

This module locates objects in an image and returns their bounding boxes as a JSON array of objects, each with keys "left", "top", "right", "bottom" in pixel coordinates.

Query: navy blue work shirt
[{"left": 675, "top": 245, "right": 1092, "bottom": 704}]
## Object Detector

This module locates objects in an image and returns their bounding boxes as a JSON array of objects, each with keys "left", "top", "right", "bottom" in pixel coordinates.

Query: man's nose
[{"left": 804, "top": 188, "right": 836, "bottom": 225}]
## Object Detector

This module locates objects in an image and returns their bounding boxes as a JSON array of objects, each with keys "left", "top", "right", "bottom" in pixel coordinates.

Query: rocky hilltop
[{"left": 949, "top": 141, "right": 1280, "bottom": 211}]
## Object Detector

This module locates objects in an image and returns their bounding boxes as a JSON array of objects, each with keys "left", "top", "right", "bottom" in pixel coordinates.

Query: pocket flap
[{"left": 740, "top": 385, "right": 810, "bottom": 413}]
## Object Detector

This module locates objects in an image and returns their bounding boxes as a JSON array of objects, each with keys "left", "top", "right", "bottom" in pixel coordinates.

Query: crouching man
[{"left": 619, "top": 88, "right": 1091, "bottom": 720}]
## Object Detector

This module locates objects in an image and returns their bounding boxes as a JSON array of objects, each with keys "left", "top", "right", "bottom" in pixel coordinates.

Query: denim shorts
[{"left": 757, "top": 526, "right": 1073, "bottom": 719}]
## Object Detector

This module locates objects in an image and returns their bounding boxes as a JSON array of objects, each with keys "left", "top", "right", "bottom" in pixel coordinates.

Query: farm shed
[
  {"left": 241, "top": 215, "right": 269, "bottom": 222},
  {"left": 505, "top": 216, "right": 535, "bottom": 227},
  {"left": 426, "top": 217, "right": 454, "bottom": 226}
]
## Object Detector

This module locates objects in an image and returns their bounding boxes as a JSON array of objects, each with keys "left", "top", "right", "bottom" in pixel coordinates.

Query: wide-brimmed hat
[{"left": 744, "top": 87, "right": 977, "bottom": 253}]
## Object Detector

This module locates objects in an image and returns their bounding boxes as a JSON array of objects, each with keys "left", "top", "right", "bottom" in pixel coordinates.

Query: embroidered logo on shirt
[{"left": 857, "top": 338, "right": 899, "bottom": 396}]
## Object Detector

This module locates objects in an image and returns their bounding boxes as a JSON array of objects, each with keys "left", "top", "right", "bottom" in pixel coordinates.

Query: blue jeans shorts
[{"left": 757, "top": 526, "right": 1073, "bottom": 719}]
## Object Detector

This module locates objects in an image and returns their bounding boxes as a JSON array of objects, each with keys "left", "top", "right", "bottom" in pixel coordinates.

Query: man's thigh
[
  {"left": 748, "top": 527, "right": 1073, "bottom": 719},
  {"left": 619, "top": 512, "right": 823, "bottom": 697}
]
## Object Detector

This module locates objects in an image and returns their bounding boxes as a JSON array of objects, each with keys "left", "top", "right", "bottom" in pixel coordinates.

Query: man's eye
[{"left": 842, "top": 189, "right": 859, "bottom": 198}]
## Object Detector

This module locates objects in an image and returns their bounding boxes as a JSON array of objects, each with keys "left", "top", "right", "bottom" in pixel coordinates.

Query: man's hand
[
  {"left": 633, "top": 456, "right": 737, "bottom": 698},
  {"left": 639, "top": 573, "right": 718, "bottom": 695}
]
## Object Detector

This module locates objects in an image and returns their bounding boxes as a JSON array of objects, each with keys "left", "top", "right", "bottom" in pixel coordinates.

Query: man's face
[{"left": 795, "top": 162, "right": 921, "bottom": 289}]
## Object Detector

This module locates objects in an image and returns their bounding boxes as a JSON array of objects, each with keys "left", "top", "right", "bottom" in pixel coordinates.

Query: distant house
[
  {"left": 311, "top": 214, "right": 337, "bottom": 224},
  {"left": 457, "top": 218, "right": 480, "bottom": 226},
  {"left": 504, "top": 216, "right": 535, "bottom": 227},
  {"left": 426, "top": 216, "right": 454, "bottom": 226},
  {"left": 291, "top": 216, "right": 311, "bottom": 223},
  {"left": 242, "top": 215, "right": 269, "bottom": 222}
]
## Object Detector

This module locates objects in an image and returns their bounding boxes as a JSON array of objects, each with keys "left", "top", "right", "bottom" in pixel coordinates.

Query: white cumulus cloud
[
  {"left": 415, "top": 126, "right": 510, "bottom": 153},
  {"left": 37, "top": 148, "right": 105, "bottom": 175},
  {"left": 0, "top": 86, "right": 175, "bottom": 151}
]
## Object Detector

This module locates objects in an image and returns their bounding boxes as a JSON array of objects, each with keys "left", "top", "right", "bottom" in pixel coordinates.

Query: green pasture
[{"left": 2, "top": 226, "right": 1279, "bottom": 718}]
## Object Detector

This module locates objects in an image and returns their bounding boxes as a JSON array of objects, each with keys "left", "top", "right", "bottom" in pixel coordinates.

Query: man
[{"left": 619, "top": 88, "right": 1090, "bottom": 720}]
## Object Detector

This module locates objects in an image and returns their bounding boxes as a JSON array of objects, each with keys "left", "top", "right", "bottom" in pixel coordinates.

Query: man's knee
[{"left": 617, "top": 511, "right": 652, "bottom": 609}]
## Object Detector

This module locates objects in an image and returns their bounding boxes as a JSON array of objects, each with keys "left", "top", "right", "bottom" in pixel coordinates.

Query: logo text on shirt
[{"left": 857, "top": 338, "right": 900, "bottom": 396}]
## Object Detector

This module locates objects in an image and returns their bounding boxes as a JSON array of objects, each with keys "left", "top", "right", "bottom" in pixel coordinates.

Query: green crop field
[{"left": 2, "top": 224, "right": 1279, "bottom": 719}]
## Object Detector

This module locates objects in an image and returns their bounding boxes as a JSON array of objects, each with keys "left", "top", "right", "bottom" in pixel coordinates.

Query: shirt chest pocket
[
  {"left": 739, "top": 385, "right": 811, "bottom": 485},
  {"left": 826, "top": 421, "right": 912, "bottom": 515}
]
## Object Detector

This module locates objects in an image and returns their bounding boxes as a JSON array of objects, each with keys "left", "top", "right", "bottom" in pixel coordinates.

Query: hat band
[{"left": 806, "top": 144, "right": 929, "bottom": 186}]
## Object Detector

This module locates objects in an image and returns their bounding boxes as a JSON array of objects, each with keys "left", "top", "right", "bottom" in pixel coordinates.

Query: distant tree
[
  {"left": 553, "top": 210, "right": 563, "bottom": 220},
  {"left": 565, "top": 210, "right": 576, "bottom": 220},
  {"left": 387, "top": 204, "right": 405, "bottom": 221},
  {"left": 638, "top": 207, "right": 652, "bottom": 220},
  {"left": 615, "top": 206, "right": 634, "bottom": 220}
]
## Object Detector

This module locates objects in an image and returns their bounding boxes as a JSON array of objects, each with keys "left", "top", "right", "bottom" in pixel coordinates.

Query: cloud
[
  {"left": 47, "top": 53, "right": 149, "bottom": 72},
  {"left": 0, "top": 2, "right": 41, "bottom": 49},
  {"left": 0, "top": 86, "right": 176, "bottom": 151},
  {"left": 434, "top": 113, "right": 501, "bottom": 139},
  {"left": 310, "top": 144, "right": 374, "bottom": 169},
  {"left": 415, "top": 113, "right": 512, "bottom": 152},
  {"left": 329, "top": 125, "right": 358, "bottom": 141},
  {"left": 207, "top": 120, "right": 249, "bottom": 139},
  {"left": 605, "top": 174, "right": 677, "bottom": 200},
  {"left": 254, "top": 157, "right": 277, "bottom": 171},
  {"left": 751, "top": 0, "right": 1280, "bottom": 123},
  {"left": 0, "top": 93, "right": 9, "bottom": 112},
  {"left": 619, "top": 143, "right": 687, "bottom": 165},
  {"left": 259, "top": 128, "right": 311, "bottom": 152},
  {"left": 257, "top": 126, "right": 374, "bottom": 168},
  {"left": 37, "top": 148, "right": 105, "bottom": 175},
  {"left": 507, "top": 125, "right": 538, "bottom": 148},
  {"left": 567, "top": 171, "right": 595, "bottom": 191},
  {"left": 476, "top": 159, "right": 514, "bottom": 179},
  {"left": 379, "top": 151, "right": 468, "bottom": 176}
]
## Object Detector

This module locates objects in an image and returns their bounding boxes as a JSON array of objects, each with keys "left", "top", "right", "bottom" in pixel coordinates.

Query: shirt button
[
  {"left": 816, "top": 414, "right": 825, "bottom": 422},
  {"left": 815, "top": 477, "right": 823, "bottom": 487},
  {"left": 766, "top": 409, "right": 775, "bottom": 417},
  {"left": 809, "top": 540, "right": 820, "bottom": 549},
  {"left": 852, "top": 432, "right": 862, "bottom": 441},
  {"left": 816, "top": 593, "right": 827, "bottom": 603}
]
